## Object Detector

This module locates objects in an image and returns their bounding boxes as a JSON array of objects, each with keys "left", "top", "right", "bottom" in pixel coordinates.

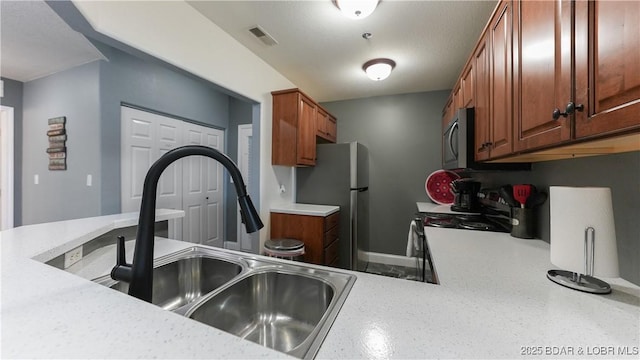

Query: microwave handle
[{"left": 448, "top": 121, "right": 459, "bottom": 159}]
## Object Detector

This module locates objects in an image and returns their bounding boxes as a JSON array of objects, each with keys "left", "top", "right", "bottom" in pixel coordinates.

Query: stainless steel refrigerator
[{"left": 296, "top": 142, "right": 369, "bottom": 271}]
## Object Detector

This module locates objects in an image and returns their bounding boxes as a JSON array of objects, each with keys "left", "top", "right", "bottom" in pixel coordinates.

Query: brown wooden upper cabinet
[
  {"left": 513, "top": 0, "right": 573, "bottom": 152},
  {"left": 272, "top": 88, "right": 338, "bottom": 166},
  {"left": 473, "top": 1, "right": 514, "bottom": 161},
  {"left": 447, "top": 0, "right": 639, "bottom": 163},
  {"left": 316, "top": 106, "right": 337, "bottom": 143},
  {"left": 574, "top": 1, "right": 640, "bottom": 139},
  {"left": 513, "top": 0, "right": 639, "bottom": 153},
  {"left": 461, "top": 63, "right": 474, "bottom": 108},
  {"left": 474, "top": 32, "right": 491, "bottom": 161},
  {"left": 488, "top": 0, "right": 515, "bottom": 159},
  {"left": 453, "top": 83, "right": 464, "bottom": 111}
]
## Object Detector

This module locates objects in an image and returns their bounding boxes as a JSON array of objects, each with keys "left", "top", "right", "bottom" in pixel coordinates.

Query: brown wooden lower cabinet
[{"left": 270, "top": 211, "right": 339, "bottom": 266}]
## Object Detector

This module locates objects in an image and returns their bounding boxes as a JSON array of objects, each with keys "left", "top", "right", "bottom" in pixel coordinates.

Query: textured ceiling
[
  {"left": 0, "top": 1, "right": 497, "bottom": 103},
  {"left": 188, "top": 0, "right": 498, "bottom": 102},
  {"left": 0, "top": 0, "right": 104, "bottom": 83}
]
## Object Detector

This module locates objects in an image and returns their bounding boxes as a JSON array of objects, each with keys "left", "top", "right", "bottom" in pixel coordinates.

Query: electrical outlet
[{"left": 64, "top": 246, "right": 83, "bottom": 269}]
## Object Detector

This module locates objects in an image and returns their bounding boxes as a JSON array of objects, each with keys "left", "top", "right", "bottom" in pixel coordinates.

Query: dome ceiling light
[
  {"left": 363, "top": 58, "right": 396, "bottom": 81},
  {"left": 335, "top": 0, "right": 379, "bottom": 20}
]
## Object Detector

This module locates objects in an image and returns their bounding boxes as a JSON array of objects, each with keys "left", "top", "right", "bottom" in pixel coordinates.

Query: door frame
[
  {"left": 235, "top": 124, "right": 253, "bottom": 251},
  {"left": 0, "top": 105, "right": 14, "bottom": 230}
]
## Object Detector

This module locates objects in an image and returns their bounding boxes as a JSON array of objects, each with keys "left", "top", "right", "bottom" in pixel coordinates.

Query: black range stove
[{"left": 422, "top": 211, "right": 511, "bottom": 233}]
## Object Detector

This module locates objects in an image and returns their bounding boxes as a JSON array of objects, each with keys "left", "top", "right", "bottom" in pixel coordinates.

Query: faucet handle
[
  {"left": 111, "top": 236, "right": 132, "bottom": 282},
  {"left": 116, "top": 236, "right": 128, "bottom": 267}
]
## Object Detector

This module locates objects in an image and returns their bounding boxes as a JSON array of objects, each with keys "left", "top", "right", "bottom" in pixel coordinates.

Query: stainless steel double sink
[{"left": 92, "top": 246, "right": 356, "bottom": 359}]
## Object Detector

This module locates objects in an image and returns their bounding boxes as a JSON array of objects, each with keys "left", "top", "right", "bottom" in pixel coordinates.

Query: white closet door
[
  {"left": 121, "top": 107, "right": 155, "bottom": 212},
  {"left": 121, "top": 107, "right": 183, "bottom": 240},
  {"left": 155, "top": 116, "right": 183, "bottom": 240},
  {"left": 202, "top": 128, "right": 224, "bottom": 247},
  {"left": 182, "top": 123, "right": 224, "bottom": 246},
  {"left": 121, "top": 106, "right": 224, "bottom": 245},
  {"left": 182, "top": 127, "right": 205, "bottom": 244}
]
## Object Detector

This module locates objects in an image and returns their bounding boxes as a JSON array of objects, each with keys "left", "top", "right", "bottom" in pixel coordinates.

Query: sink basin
[
  {"left": 93, "top": 246, "right": 355, "bottom": 359},
  {"left": 93, "top": 247, "right": 245, "bottom": 311},
  {"left": 189, "top": 270, "right": 333, "bottom": 354},
  {"left": 110, "top": 257, "right": 242, "bottom": 310},
  {"left": 186, "top": 265, "right": 355, "bottom": 359}
]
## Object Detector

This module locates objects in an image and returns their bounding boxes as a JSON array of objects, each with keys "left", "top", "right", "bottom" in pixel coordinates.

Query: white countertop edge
[
  {"left": 270, "top": 203, "right": 340, "bottom": 216},
  {"left": 1, "top": 209, "right": 184, "bottom": 262}
]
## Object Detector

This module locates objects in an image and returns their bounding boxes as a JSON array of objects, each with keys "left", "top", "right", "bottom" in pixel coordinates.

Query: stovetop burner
[
  {"left": 421, "top": 211, "right": 510, "bottom": 233},
  {"left": 427, "top": 219, "right": 457, "bottom": 228},
  {"left": 455, "top": 214, "right": 484, "bottom": 221},
  {"left": 424, "top": 213, "right": 452, "bottom": 220},
  {"left": 458, "top": 221, "right": 496, "bottom": 231}
]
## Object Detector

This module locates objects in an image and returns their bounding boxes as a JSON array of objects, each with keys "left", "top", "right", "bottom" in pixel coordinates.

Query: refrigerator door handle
[{"left": 351, "top": 187, "right": 368, "bottom": 192}]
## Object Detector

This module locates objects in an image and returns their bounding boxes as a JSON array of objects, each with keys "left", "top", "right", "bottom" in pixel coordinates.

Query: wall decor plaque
[{"left": 47, "top": 116, "right": 67, "bottom": 170}]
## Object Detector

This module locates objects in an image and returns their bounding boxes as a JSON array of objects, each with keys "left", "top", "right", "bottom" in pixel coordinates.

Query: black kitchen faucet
[{"left": 111, "top": 145, "right": 263, "bottom": 303}]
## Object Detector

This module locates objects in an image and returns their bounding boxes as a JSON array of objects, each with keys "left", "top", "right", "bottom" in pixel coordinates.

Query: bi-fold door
[{"left": 121, "top": 106, "right": 224, "bottom": 247}]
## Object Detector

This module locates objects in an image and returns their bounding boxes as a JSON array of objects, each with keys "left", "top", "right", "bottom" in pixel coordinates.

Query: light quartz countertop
[
  {"left": 2, "top": 209, "right": 638, "bottom": 359},
  {"left": 270, "top": 203, "right": 340, "bottom": 217}
]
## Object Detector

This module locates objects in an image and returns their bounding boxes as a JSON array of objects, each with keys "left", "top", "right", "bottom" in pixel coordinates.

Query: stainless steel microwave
[{"left": 442, "top": 108, "right": 530, "bottom": 171}]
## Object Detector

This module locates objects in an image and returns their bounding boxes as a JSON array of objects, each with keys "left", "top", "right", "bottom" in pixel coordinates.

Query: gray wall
[
  {"left": 96, "top": 43, "right": 230, "bottom": 215},
  {"left": 474, "top": 151, "right": 640, "bottom": 286},
  {"left": 321, "top": 90, "right": 450, "bottom": 255},
  {"left": 323, "top": 91, "right": 639, "bottom": 286},
  {"left": 19, "top": 42, "right": 233, "bottom": 225},
  {"left": 225, "top": 97, "right": 253, "bottom": 243},
  {"left": 22, "top": 62, "right": 102, "bottom": 224},
  {"left": 0, "top": 77, "right": 24, "bottom": 226}
]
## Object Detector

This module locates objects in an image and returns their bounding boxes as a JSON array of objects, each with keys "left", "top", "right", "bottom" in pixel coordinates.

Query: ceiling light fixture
[
  {"left": 363, "top": 58, "right": 396, "bottom": 81},
  {"left": 336, "top": 0, "right": 379, "bottom": 20}
]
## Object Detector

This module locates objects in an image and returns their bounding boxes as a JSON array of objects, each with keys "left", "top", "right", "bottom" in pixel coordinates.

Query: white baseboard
[{"left": 360, "top": 251, "right": 418, "bottom": 268}]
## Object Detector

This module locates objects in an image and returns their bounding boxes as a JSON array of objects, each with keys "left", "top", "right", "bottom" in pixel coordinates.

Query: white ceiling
[
  {"left": 0, "top": 0, "right": 497, "bottom": 103},
  {"left": 0, "top": 0, "right": 105, "bottom": 83},
  {"left": 187, "top": 0, "right": 498, "bottom": 102}
]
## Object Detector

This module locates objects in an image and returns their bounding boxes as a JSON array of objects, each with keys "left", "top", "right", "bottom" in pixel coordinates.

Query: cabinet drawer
[
  {"left": 324, "top": 225, "right": 339, "bottom": 247},
  {"left": 324, "top": 212, "right": 339, "bottom": 232},
  {"left": 324, "top": 238, "right": 339, "bottom": 265}
]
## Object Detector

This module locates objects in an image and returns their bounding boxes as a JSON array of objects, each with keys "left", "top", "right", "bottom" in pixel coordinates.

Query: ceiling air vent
[{"left": 248, "top": 26, "right": 278, "bottom": 46}]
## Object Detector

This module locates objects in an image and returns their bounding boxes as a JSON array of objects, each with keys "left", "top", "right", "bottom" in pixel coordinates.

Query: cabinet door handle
[
  {"left": 565, "top": 102, "right": 584, "bottom": 115},
  {"left": 478, "top": 142, "right": 492, "bottom": 151},
  {"left": 552, "top": 108, "right": 568, "bottom": 120}
]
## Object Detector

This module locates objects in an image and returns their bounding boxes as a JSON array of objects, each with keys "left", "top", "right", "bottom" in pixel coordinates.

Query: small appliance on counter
[{"left": 450, "top": 178, "right": 482, "bottom": 212}]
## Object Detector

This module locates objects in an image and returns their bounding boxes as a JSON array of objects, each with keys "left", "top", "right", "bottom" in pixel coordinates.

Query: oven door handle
[{"left": 448, "top": 121, "right": 459, "bottom": 159}]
